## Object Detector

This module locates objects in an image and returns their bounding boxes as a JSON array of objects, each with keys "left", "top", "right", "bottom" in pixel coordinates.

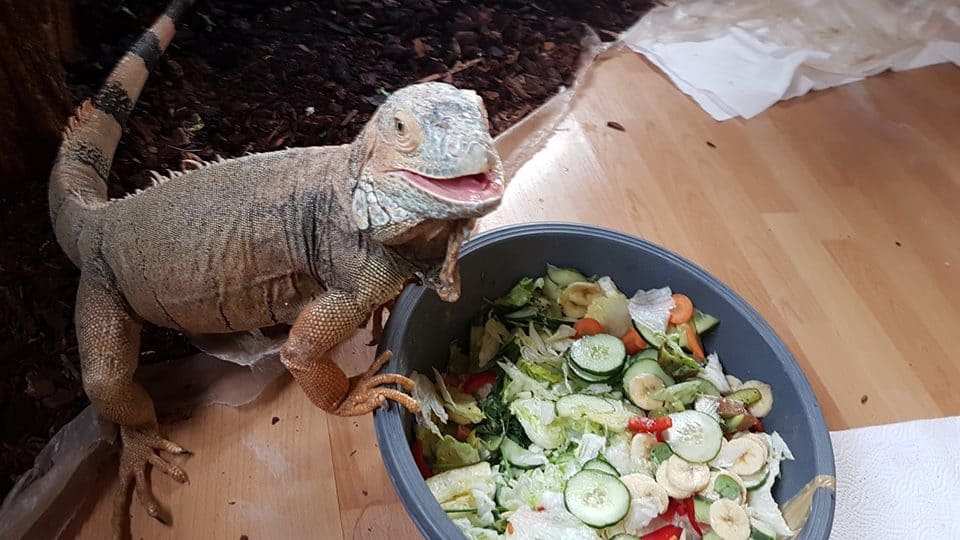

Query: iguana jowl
[{"left": 48, "top": 0, "right": 505, "bottom": 535}]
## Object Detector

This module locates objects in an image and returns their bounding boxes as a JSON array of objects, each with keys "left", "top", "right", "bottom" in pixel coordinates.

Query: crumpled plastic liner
[{"left": 0, "top": 26, "right": 615, "bottom": 540}]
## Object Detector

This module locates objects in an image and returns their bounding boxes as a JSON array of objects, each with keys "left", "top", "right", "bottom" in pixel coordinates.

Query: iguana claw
[
  {"left": 333, "top": 351, "right": 421, "bottom": 416},
  {"left": 112, "top": 426, "right": 190, "bottom": 539}
]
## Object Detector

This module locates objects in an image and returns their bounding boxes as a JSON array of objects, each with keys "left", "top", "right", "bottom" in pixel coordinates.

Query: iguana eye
[{"left": 392, "top": 110, "right": 421, "bottom": 153}]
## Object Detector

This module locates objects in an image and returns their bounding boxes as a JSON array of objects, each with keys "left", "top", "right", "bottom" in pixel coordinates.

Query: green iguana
[{"left": 48, "top": 1, "right": 505, "bottom": 536}]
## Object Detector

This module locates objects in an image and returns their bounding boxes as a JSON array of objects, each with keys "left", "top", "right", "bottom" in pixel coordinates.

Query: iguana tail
[{"left": 48, "top": 0, "right": 194, "bottom": 266}]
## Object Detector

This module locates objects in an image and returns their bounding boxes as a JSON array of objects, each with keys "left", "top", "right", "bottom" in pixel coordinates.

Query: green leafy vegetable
[
  {"left": 434, "top": 368, "right": 485, "bottom": 425},
  {"left": 494, "top": 277, "right": 537, "bottom": 308},
  {"left": 657, "top": 340, "right": 702, "bottom": 379},
  {"left": 509, "top": 398, "right": 565, "bottom": 449},
  {"left": 651, "top": 442, "right": 674, "bottom": 467},
  {"left": 518, "top": 359, "right": 564, "bottom": 384},
  {"left": 434, "top": 435, "right": 482, "bottom": 472}
]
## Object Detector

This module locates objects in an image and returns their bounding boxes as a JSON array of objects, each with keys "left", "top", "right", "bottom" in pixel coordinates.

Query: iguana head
[{"left": 350, "top": 82, "right": 505, "bottom": 242}]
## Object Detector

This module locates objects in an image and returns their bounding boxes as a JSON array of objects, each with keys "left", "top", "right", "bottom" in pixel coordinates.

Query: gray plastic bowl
[{"left": 373, "top": 222, "right": 835, "bottom": 539}]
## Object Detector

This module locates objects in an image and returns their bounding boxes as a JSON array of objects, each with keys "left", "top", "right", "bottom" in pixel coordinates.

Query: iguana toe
[
  {"left": 112, "top": 426, "right": 190, "bottom": 538},
  {"left": 334, "top": 385, "right": 421, "bottom": 416}
]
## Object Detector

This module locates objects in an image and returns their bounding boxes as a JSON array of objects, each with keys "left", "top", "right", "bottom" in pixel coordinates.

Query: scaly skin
[{"left": 47, "top": 1, "right": 505, "bottom": 537}]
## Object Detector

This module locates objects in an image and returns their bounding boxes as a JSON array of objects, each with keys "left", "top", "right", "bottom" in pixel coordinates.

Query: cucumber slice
[
  {"left": 542, "top": 277, "right": 562, "bottom": 302},
  {"left": 678, "top": 310, "right": 720, "bottom": 348},
  {"left": 626, "top": 348, "right": 659, "bottom": 367},
  {"left": 611, "top": 535, "right": 641, "bottom": 540},
  {"left": 556, "top": 394, "right": 618, "bottom": 419},
  {"left": 693, "top": 310, "right": 720, "bottom": 334},
  {"left": 546, "top": 264, "right": 588, "bottom": 288},
  {"left": 635, "top": 324, "right": 665, "bottom": 349},
  {"left": 500, "top": 437, "right": 547, "bottom": 469},
  {"left": 582, "top": 458, "right": 619, "bottom": 476},
  {"left": 741, "top": 466, "right": 770, "bottom": 490},
  {"left": 728, "top": 387, "right": 763, "bottom": 406},
  {"left": 693, "top": 496, "right": 712, "bottom": 525},
  {"left": 622, "top": 359, "right": 675, "bottom": 387},
  {"left": 570, "top": 334, "right": 626, "bottom": 376},
  {"left": 662, "top": 410, "right": 724, "bottom": 464},
  {"left": 563, "top": 470, "right": 631, "bottom": 528},
  {"left": 702, "top": 531, "right": 723, "bottom": 540},
  {"left": 568, "top": 360, "right": 614, "bottom": 383}
]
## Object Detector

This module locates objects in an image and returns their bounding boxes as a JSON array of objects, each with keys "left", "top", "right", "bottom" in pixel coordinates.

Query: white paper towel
[
  {"left": 622, "top": 0, "right": 960, "bottom": 120},
  {"left": 829, "top": 416, "right": 960, "bottom": 539}
]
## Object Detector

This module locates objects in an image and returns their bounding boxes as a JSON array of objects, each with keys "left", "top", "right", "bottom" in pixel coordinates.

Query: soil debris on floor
[{"left": 0, "top": 0, "right": 653, "bottom": 498}]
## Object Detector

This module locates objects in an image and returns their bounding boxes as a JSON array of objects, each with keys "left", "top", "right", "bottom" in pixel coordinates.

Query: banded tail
[{"left": 48, "top": 0, "right": 193, "bottom": 266}]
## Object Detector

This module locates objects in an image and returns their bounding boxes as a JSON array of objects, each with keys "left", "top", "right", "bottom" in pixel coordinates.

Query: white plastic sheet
[{"left": 623, "top": 0, "right": 960, "bottom": 120}]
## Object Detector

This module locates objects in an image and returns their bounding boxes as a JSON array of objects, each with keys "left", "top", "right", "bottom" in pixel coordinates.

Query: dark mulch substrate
[{"left": 0, "top": 0, "right": 652, "bottom": 498}]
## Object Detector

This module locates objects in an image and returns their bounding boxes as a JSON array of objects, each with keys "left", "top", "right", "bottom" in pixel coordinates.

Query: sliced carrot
[
  {"left": 621, "top": 328, "right": 647, "bottom": 354},
  {"left": 683, "top": 322, "right": 705, "bottom": 360},
  {"left": 669, "top": 293, "right": 694, "bottom": 324},
  {"left": 573, "top": 317, "right": 604, "bottom": 338}
]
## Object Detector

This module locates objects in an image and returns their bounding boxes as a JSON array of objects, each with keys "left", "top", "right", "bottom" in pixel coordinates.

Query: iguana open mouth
[{"left": 399, "top": 169, "right": 504, "bottom": 204}]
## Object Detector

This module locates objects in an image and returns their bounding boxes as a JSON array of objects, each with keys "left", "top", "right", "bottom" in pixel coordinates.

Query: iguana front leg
[
  {"left": 75, "top": 269, "right": 189, "bottom": 539},
  {"left": 280, "top": 290, "right": 419, "bottom": 416}
]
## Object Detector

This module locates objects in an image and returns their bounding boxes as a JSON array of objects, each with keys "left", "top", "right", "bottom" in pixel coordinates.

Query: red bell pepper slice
[
  {"left": 411, "top": 440, "right": 432, "bottom": 479},
  {"left": 753, "top": 418, "right": 765, "bottom": 432},
  {"left": 628, "top": 415, "right": 673, "bottom": 434},
  {"left": 642, "top": 524, "right": 684, "bottom": 540},
  {"left": 462, "top": 371, "right": 497, "bottom": 395},
  {"left": 660, "top": 497, "right": 684, "bottom": 522},
  {"left": 684, "top": 497, "right": 703, "bottom": 535}
]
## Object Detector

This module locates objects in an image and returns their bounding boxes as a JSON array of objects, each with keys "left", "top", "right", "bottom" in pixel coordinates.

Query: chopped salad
[{"left": 410, "top": 264, "right": 795, "bottom": 540}]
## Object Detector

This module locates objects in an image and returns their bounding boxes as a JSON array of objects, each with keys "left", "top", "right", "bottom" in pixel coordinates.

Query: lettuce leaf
[
  {"left": 602, "top": 431, "right": 635, "bottom": 475},
  {"left": 499, "top": 360, "right": 557, "bottom": 402},
  {"left": 574, "top": 433, "right": 606, "bottom": 464},
  {"left": 415, "top": 423, "right": 441, "bottom": 459},
  {"left": 434, "top": 435, "right": 482, "bottom": 472},
  {"left": 507, "top": 503, "right": 602, "bottom": 539},
  {"left": 497, "top": 464, "right": 566, "bottom": 511},
  {"left": 411, "top": 371, "right": 448, "bottom": 437},
  {"left": 746, "top": 432, "right": 795, "bottom": 536},
  {"left": 478, "top": 317, "right": 511, "bottom": 367},
  {"left": 434, "top": 367, "right": 485, "bottom": 424},
  {"left": 426, "top": 461, "right": 496, "bottom": 503},
  {"left": 494, "top": 277, "right": 537, "bottom": 308},
  {"left": 584, "top": 292, "right": 633, "bottom": 338},
  {"left": 518, "top": 359, "right": 563, "bottom": 384},
  {"left": 702, "top": 352, "right": 732, "bottom": 394},
  {"left": 450, "top": 519, "right": 501, "bottom": 540},
  {"left": 509, "top": 397, "right": 565, "bottom": 449},
  {"left": 628, "top": 286, "right": 675, "bottom": 335}
]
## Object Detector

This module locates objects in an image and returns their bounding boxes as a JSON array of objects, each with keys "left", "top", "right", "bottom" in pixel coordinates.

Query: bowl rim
[{"left": 374, "top": 221, "right": 836, "bottom": 539}]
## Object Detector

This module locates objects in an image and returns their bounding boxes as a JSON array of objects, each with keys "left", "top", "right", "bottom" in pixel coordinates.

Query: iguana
[{"left": 48, "top": 0, "right": 505, "bottom": 536}]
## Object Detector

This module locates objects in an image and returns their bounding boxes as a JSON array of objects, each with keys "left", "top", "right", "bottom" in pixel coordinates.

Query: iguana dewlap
[{"left": 47, "top": 1, "right": 505, "bottom": 537}]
